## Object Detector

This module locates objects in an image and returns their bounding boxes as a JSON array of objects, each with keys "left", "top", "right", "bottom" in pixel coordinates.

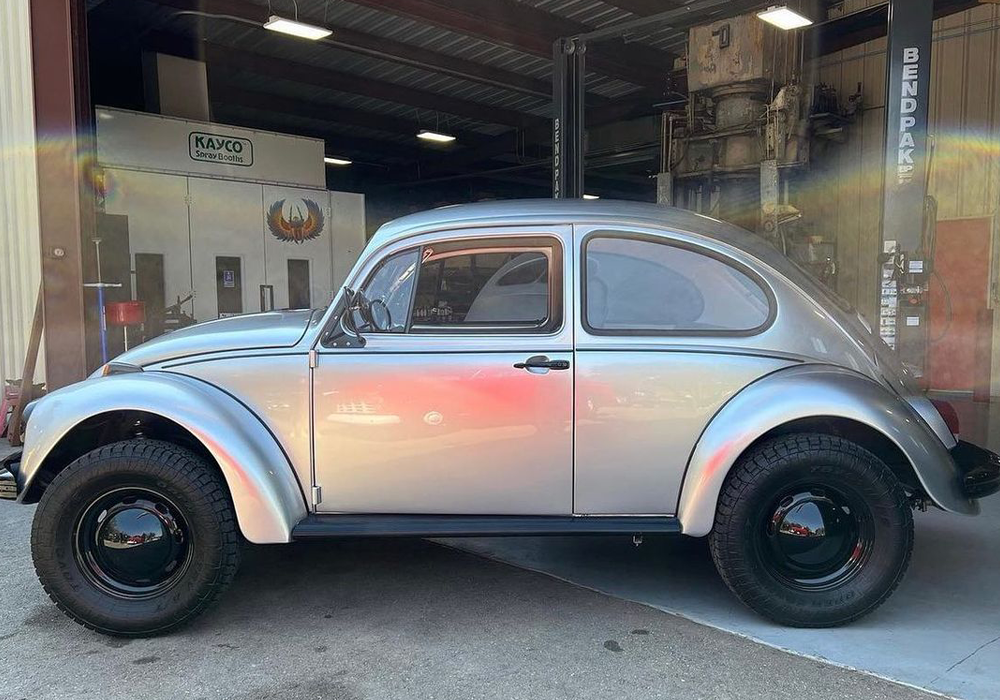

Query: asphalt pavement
[{"left": 0, "top": 494, "right": 943, "bottom": 700}]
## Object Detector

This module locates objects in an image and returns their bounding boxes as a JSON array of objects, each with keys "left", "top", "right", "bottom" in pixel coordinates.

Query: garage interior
[
  {"left": 3, "top": 0, "right": 1000, "bottom": 697},
  {"left": 4, "top": 0, "right": 1000, "bottom": 393}
]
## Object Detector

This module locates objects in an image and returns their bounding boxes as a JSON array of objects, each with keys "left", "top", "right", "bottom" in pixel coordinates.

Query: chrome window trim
[
  {"left": 319, "top": 229, "right": 568, "bottom": 345},
  {"left": 579, "top": 228, "right": 777, "bottom": 338},
  {"left": 410, "top": 241, "right": 556, "bottom": 333}
]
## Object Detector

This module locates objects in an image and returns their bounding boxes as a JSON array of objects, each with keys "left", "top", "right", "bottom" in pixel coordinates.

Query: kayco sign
[
  {"left": 189, "top": 132, "right": 253, "bottom": 167},
  {"left": 96, "top": 107, "right": 324, "bottom": 188}
]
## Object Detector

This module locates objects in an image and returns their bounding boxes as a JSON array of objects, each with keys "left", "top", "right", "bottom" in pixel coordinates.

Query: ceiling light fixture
[
  {"left": 583, "top": 194, "right": 600, "bottom": 200},
  {"left": 417, "top": 129, "right": 457, "bottom": 143},
  {"left": 756, "top": 5, "right": 812, "bottom": 30},
  {"left": 324, "top": 156, "right": 352, "bottom": 166},
  {"left": 263, "top": 15, "right": 333, "bottom": 40}
]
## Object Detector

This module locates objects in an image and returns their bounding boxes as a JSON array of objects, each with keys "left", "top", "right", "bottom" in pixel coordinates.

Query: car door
[
  {"left": 312, "top": 226, "right": 574, "bottom": 515},
  {"left": 573, "top": 225, "right": 793, "bottom": 515}
]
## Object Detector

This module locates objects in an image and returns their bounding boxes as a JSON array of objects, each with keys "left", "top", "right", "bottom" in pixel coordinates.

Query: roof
[{"left": 371, "top": 198, "right": 755, "bottom": 250}]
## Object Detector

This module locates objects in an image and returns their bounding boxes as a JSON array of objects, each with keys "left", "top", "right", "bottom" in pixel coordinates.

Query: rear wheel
[
  {"left": 709, "top": 433, "right": 913, "bottom": 627},
  {"left": 31, "top": 439, "right": 240, "bottom": 636}
]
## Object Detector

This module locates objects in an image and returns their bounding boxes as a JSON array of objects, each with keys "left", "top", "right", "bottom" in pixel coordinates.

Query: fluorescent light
[
  {"left": 417, "top": 129, "right": 457, "bottom": 143},
  {"left": 583, "top": 194, "right": 600, "bottom": 200},
  {"left": 756, "top": 6, "right": 812, "bottom": 30},
  {"left": 263, "top": 15, "right": 333, "bottom": 40},
  {"left": 324, "top": 156, "right": 352, "bottom": 166}
]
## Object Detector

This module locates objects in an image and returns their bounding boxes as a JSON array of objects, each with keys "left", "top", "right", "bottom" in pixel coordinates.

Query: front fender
[
  {"left": 678, "top": 364, "right": 975, "bottom": 537},
  {"left": 19, "top": 372, "right": 308, "bottom": 544}
]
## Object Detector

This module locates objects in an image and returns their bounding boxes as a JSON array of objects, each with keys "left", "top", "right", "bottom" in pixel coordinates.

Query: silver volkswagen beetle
[{"left": 3, "top": 200, "right": 998, "bottom": 636}]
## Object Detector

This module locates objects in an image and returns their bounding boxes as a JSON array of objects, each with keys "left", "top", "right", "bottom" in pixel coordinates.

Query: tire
[
  {"left": 708, "top": 433, "right": 913, "bottom": 628},
  {"left": 31, "top": 439, "right": 241, "bottom": 636}
]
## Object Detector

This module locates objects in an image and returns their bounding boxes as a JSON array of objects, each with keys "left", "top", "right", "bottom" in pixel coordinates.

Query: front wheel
[
  {"left": 709, "top": 433, "right": 913, "bottom": 627},
  {"left": 31, "top": 440, "right": 241, "bottom": 636}
]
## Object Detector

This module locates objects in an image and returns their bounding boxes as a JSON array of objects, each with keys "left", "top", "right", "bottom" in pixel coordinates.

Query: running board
[{"left": 291, "top": 514, "right": 681, "bottom": 539}]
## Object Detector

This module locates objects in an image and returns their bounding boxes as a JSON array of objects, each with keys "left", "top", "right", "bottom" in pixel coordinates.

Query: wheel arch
[
  {"left": 677, "top": 364, "right": 975, "bottom": 537},
  {"left": 18, "top": 373, "right": 308, "bottom": 544}
]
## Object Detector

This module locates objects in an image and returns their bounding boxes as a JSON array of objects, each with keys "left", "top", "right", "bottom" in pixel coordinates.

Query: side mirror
[{"left": 339, "top": 288, "right": 367, "bottom": 346}]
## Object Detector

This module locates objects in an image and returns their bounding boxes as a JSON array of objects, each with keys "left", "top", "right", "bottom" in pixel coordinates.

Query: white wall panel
[
  {"left": 329, "top": 191, "right": 367, "bottom": 290},
  {"left": 188, "top": 178, "right": 266, "bottom": 321},
  {"left": 102, "top": 169, "right": 194, "bottom": 314},
  {"left": 0, "top": 0, "right": 44, "bottom": 384}
]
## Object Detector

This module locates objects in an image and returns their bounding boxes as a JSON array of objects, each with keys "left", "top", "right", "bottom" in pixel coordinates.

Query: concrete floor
[
  {"left": 442, "top": 397, "right": 1000, "bottom": 700},
  {"left": 0, "top": 500, "right": 935, "bottom": 700},
  {"left": 443, "top": 499, "right": 1000, "bottom": 700}
]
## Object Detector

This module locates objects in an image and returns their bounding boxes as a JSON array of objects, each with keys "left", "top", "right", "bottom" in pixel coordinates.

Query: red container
[{"left": 105, "top": 301, "right": 146, "bottom": 326}]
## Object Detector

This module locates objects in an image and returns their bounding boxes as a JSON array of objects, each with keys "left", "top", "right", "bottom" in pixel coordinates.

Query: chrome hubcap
[
  {"left": 759, "top": 484, "right": 874, "bottom": 591},
  {"left": 74, "top": 488, "right": 191, "bottom": 599}
]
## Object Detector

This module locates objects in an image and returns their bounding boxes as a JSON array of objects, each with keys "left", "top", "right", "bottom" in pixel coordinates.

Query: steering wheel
[{"left": 368, "top": 298, "right": 393, "bottom": 332}]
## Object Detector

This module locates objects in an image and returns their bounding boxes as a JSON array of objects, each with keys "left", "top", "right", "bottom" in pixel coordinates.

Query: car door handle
[{"left": 514, "top": 355, "right": 570, "bottom": 371}]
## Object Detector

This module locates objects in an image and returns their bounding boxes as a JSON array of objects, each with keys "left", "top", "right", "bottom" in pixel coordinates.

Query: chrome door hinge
[
  {"left": 308, "top": 349, "right": 318, "bottom": 368},
  {"left": 311, "top": 485, "right": 322, "bottom": 507}
]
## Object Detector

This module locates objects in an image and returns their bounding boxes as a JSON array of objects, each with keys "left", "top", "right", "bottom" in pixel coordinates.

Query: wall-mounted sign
[
  {"left": 189, "top": 131, "right": 253, "bottom": 167},
  {"left": 96, "top": 107, "right": 325, "bottom": 187},
  {"left": 266, "top": 198, "right": 325, "bottom": 244}
]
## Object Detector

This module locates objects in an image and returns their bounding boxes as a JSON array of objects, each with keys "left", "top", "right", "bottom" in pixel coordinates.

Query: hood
[{"left": 112, "top": 309, "right": 317, "bottom": 367}]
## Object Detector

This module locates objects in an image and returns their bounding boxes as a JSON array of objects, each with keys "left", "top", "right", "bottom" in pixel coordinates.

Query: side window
[
  {"left": 410, "top": 239, "right": 560, "bottom": 332},
  {"left": 585, "top": 235, "right": 770, "bottom": 334},
  {"left": 355, "top": 248, "right": 419, "bottom": 333}
]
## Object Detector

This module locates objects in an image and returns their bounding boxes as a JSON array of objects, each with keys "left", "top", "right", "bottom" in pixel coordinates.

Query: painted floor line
[{"left": 432, "top": 539, "right": 963, "bottom": 700}]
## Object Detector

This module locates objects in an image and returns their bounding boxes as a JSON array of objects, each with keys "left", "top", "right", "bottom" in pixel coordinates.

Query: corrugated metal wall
[
  {"left": 814, "top": 1, "right": 1000, "bottom": 390},
  {"left": 0, "top": 0, "right": 43, "bottom": 385}
]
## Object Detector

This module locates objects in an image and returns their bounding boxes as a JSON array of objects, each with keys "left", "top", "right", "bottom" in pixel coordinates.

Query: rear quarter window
[{"left": 584, "top": 234, "right": 772, "bottom": 335}]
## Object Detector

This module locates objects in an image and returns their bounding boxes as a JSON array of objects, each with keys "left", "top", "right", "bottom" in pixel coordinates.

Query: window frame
[
  {"left": 409, "top": 241, "right": 559, "bottom": 334},
  {"left": 330, "top": 235, "right": 564, "bottom": 340},
  {"left": 580, "top": 229, "right": 776, "bottom": 338}
]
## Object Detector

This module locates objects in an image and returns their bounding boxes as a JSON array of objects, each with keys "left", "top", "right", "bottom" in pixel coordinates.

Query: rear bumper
[
  {"left": 951, "top": 441, "right": 1000, "bottom": 500},
  {"left": 0, "top": 450, "right": 21, "bottom": 500}
]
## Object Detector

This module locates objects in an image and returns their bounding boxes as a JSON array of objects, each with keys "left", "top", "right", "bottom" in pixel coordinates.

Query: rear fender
[
  {"left": 678, "top": 364, "right": 975, "bottom": 537},
  {"left": 18, "top": 372, "right": 307, "bottom": 544}
]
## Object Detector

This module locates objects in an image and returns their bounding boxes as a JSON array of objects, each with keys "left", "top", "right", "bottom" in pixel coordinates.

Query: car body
[{"left": 3, "top": 199, "right": 998, "bottom": 634}]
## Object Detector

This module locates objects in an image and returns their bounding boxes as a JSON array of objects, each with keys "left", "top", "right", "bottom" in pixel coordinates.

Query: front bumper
[
  {"left": 0, "top": 450, "right": 21, "bottom": 500},
  {"left": 951, "top": 441, "right": 1000, "bottom": 500}
]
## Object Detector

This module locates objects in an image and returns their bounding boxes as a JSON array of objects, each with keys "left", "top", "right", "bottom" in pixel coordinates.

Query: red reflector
[{"left": 930, "top": 398, "right": 960, "bottom": 436}]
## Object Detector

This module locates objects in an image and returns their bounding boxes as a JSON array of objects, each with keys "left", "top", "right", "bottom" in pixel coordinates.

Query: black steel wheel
[
  {"left": 709, "top": 433, "right": 913, "bottom": 627},
  {"left": 32, "top": 440, "right": 240, "bottom": 636},
  {"left": 757, "top": 483, "right": 876, "bottom": 593},
  {"left": 73, "top": 488, "right": 193, "bottom": 599}
]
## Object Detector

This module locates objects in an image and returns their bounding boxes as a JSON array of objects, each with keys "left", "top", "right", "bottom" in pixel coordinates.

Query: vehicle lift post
[
  {"left": 879, "top": 0, "right": 934, "bottom": 378},
  {"left": 551, "top": 0, "right": 733, "bottom": 200}
]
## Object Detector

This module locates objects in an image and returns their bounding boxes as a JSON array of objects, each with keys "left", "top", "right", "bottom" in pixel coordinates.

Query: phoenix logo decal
[{"left": 266, "top": 198, "right": 325, "bottom": 244}]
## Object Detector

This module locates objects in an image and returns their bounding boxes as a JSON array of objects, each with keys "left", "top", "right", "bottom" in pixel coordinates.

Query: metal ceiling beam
[
  {"left": 804, "top": 0, "right": 981, "bottom": 57},
  {"left": 599, "top": 0, "right": 677, "bottom": 16},
  {"left": 144, "top": 31, "right": 547, "bottom": 129},
  {"left": 341, "top": 0, "right": 677, "bottom": 89},
  {"left": 210, "top": 106, "right": 432, "bottom": 162},
  {"left": 209, "top": 84, "right": 490, "bottom": 145},
  {"left": 145, "top": 0, "right": 559, "bottom": 99},
  {"left": 600, "top": 0, "right": 765, "bottom": 20},
  {"left": 421, "top": 94, "right": 661, "bottom": 175}
]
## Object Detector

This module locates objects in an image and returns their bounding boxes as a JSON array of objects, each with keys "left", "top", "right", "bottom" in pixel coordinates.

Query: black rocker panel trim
[{"left": 291, "top": 514, "right": 682, "bottom": 539}]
